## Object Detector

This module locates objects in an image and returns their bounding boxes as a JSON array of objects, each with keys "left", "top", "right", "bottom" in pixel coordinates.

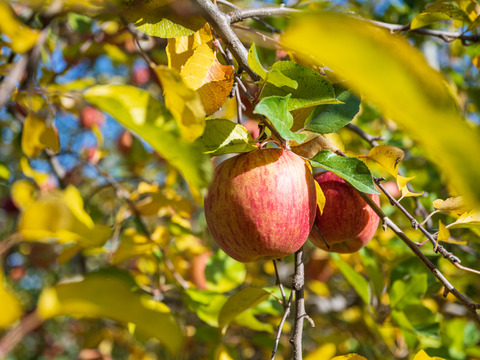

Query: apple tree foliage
[{"left": 1, "top": 0, "right": 480, "bottom": 359}]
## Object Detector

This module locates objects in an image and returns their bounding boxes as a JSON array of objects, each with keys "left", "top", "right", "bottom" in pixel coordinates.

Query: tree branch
[
  {"left": 290, "top": 246, "right": 306, "bottom": 359},
  {"left": 227, "top": 6, "right": 300, "bottom": 24},
  {"left": 191, "top": 0, "right": 261, "bottom": 81}
]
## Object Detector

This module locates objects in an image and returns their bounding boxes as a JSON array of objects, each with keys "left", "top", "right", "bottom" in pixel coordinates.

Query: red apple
[
  {"left": 189, "top": 251, "right": 212, "bottom": 290},
  {"left": 309, "top": 171, "right": 380, "bottom": 253},
  {"left": 243, "top": 119, "right": 260, "bottom": 140},
  {"left": 80, "top": 106, "right": 105, "bottom": 129},
  {"left": 204, "top": 148, "right": 317, "bottom": 263}
]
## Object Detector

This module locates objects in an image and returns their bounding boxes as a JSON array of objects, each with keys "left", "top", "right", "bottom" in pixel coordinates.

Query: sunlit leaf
[
  {"left": 167, "top": 23, "right": 213, "bottom": 72},
  {"left": 253, "top": 95, "right": 306, "bottom": 143},
  {"left": 261, "top": 61, "right": 338, "bottom": 110},
  {"left": 36, "top": 269, "right": 183, "bottom": 354},
  {"left": 306, "top": 86, "right": 360, "bottom": 134},
  {"left": 184, "top": 289, "right": 227, "bottom": 327},
  {"left": 448, "top": 209, "right": 480, "bottom": 230},
  {"left": 0, "top": 163, "right": 11, "bottom": 180},
  {"left": 389, "top": 273, "right": 427, "bottom": 310},
  {"left": 411, "top": 2, "right": 471, "bottom": 29},
  {"left": 310, "top": 151, "right": 379, "bottom": 194},
  {"left": 247, "top": 43, "right": 267, "bottom": 79},
  {"left": 432, "top": 196, "right": 470, "bottom": 215},
  {"left": 84, "top": 85, "right": 212, "bottom": 190},
  {"left": 0, "top": 2, "right": 39, "bottom": 53},
  {"left": 413, "top": 349, "right": 445, "bottom": 360},
  {"left": 19, "top": 186, "right": 111, "bottom": 247},
  {"left": 180, "top": 43, "right": 234, "bottom": 115},
  {"left": 154, "top": 65, "right": 205, "bottom": 142},
  {"left": 331, "top": 253, "right": 371, "bottom": 304},
  {"left": 0, "top": 270, "right": 22, "bottom": 329},
  {"left": 111, "top": 228, "right": 156, "bottom": 264},
  {"left": 232, "top": 308, "right": 274, "bottom": 333},
  {"left": 367, "top": 144, "right": 404, "bottom": 178},
  {"left": 290, "top": 132, "right": 341, "bottom": 159},
  {"left": 266, "top": 69, "right": 298, "bottom": 89},
  {"left": 331, "top": 355, "right": 367, "bottom": 360},
  {"left": 22, "top": 114, "right": 60, "bottom": 158},
  {"left": 205, "top": 250, "right": 246, "bottom": 293},
  {"left": 218, "top": 288, "right": 270, "bottom": 332},
  {"left": 314, "top": 180, "right": 326, "bottom": 215},
  {"left": 11, "top": 179, "right": 37, "bottom": 210},
  {"left": 397, "top": 175, "right": 424, "bottom": 198},
  {"left": 283, "top": 12, "right": 480, "bottom": 207},
  {"left": 305, "top": 344, "right": 337, "bottom": 360},
  {"left": 194, "top": 119, "right": 257, "bottom": 156}
]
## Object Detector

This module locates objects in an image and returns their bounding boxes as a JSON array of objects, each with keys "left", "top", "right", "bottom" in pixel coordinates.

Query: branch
[
  {"left": 290, "top": 246, "right": 306, "bottom": 359},
  {"left": 227, "top": 6, "right": 300, "bottom": 24},
  {"left": 370, "top": 20, "right": 480, "bottom": 43},
  {"left": 191, "top": 0, "right": 261, "bottom": 81},
  {"left": 0, "top": 312, "right": 43, "bottom": 357},
  {"left": 271, "top": 289, "right": 293, "bottom": 360}
]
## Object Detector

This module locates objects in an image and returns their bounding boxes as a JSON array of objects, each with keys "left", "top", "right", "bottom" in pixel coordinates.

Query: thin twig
[
  {"left": 227, "top": 6, "right": 300, "bottom": 24},
  {"left": 0, "top": 312, "right": 44, "bottom": 357},
  {"left": 273, "top": 260, "right": 287, "bottom": 305},
  {"left": 271, "top": 289, "right": 294, "bottom": 360},
  {"left": 346, "top": 123, "right": 384, "bottom": 147}
]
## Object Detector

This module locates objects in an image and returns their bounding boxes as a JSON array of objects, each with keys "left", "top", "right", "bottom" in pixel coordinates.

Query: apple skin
[
  {"left": 309, "top": 171, "right": 380, "bottom": 253},
  {"left": 204, "top": 148, "right": 317, "bottom": 263}
]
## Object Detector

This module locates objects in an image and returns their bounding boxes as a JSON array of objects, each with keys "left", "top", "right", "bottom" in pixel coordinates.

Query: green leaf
[
  {"left": 310, "top": 151, "right": 379, "bottom": 194},
  {"left": 205, "top": 250, "right": 246, "bottom": 293},
  {"left": 306, "top": 86, "right": 360, "bottom": 134},
  {"left": 247, "top": 43, "right": 267, "bottom": 79},
  {"left": 184, "top": 289, "right": 228, "bottom": 327},
  {"left": 36, "top": 269, "right": 183, "bottom": 355},
  {"left": 389, "top": 273, "right": 428, "bottom": 310},
  {"left": 253, "top": 95, "right": 306, "bottom": 143},
  {"left": 411, "top": 2, "right": 471, "bottom": 29},
  {"left": 331, "top": 253, "right": 371, "bottom": 304},
  {"left": 218, "top": 288, "right": 270, "bottom": 332},
  {"left": 194, "top": 119, "right": 257, "bottom": 156},
  {"left": 67, "top": 13, "right": 92, "bottom": 35},
  {"left": 266, "top": 69, "right": 298, "bottom": 89},
  {"left": 232, "top": 308, "right": 274, "bottom": 334},
  {"left": 84, "top": 85, "right": 212, "bottom": 190},
  {"left": 261, "top": 61, "right": 338, "bottom": 111},
  {"left": 283, "top": 12, "right": 480, "bottom": 207}
]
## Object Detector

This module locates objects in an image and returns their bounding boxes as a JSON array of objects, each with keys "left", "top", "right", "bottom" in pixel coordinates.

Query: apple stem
[{"left": 291, "top": 246, "right": 306, "bottom": 359}]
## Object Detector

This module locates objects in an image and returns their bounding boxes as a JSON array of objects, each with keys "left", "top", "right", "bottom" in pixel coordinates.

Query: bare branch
[
  {"left": 271, "top": 289, "right": 294, "bottom": 360},
  {"left": 227, "top": 6, "right": 300, "bottom": 24},
  {"left": 290, "top": 247, "right": 306, "bottom": 359}
]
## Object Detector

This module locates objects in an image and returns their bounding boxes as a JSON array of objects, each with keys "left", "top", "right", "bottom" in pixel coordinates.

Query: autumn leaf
[
  {"left": 367, "top": 144, "right": 404, "bottom": 177},
  {"left": 437, "top": 220, "right": 466, "bottom": 246},
  {"left": 22, "top": 114, "right": 60, "bottom": 158},
  {"left": 432, "top": 196, "right": 470, "bottom": 215},
  {"left": 397, "top": 175, "right": 424, "bottom": 198},
  {"left": 413, "top": 349, "right": 445, "bottom": 360},
  {"left": 0, "top": 2, "right": 39, "bottom": 53},
  {"left": 180, "top": 43, "right": 234, "bottom": 115},
  {"left": 290, "top": 132, "right": 341, "bottom": 159},
  {"left": 0, "top": 269, "right": 23, "bottom": 329},
  {"left": 314, "top": 180, "right": 326, "bottom": 215},
  {"left": 448, "top": 209, "right": 480, "bottom": 230}
]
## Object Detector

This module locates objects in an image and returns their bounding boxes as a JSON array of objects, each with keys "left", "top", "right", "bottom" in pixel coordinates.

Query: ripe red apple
[
  {"left": 80, "top": 106, "right": 105, "bottom": 129},
  {"left": 204, "top": 148, "right": 317, "bottom": 263},
  {"left": 309, "top": 171, "right": 380, "bottom": 253}
]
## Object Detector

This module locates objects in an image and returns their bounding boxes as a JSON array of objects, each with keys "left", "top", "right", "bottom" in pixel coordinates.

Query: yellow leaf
[
  {"left": 154, "top": 65, "right": 205, "bottom": 142},
  {"left": 283, "top": 12, "right": 480, "bottom": 207},
  {"left": 167, "top": 23, "right": 213, "bottom": 72},
  {"left": 22, "top": 114, "right": 60, "bottom": 158},
  {"left": 180, "top": 43, "right": 234, "bottom": 115},
  {"left": 448, "top": 209, "right": 480, "bottom": 229},
  {"left": 20, "top": 157, "right": 49, "bottom": 187},
  {"left": 367, "top": 144, "right": 404, "bottom": 177},
  {"left": 437, "top": 220, "right": 466, "bottom": 246},
  {"left": 36, "top": 269, "right": 183, "bottom": 355},
  {"left": 11, "top": 179, "right": 37, "bottom": 210},
  {"left": 314, "top": 179, "right": 326, "bottom": 215},
  {"left": 432, "top": 196, "right": 470, "bottom": 215},
  {"left": 332, "top": 354, "right": 367, "bottom": 360},
  {"left": 214, "top": 345, "right": 234, "bottom": 360},
  {"left": 396, "top": 175, "right": 424, "bottom": 198},
  {"left": 112, "top": 228, "right": 155, "bottom": 264},
  {"left": 305, "top": 343, "right": 336, "bottom": 360},
  {"left": 413, "top": 349, "right": 445, "bottom": 360},
  {"left": 0, "top": 2, "right": 39, "bottom": 53},
  {"left": 19, "top": 186, "right": 111, "bottom": 247},
  {"left": 0, "top": 269, "right": 23, "bottom": 329}
]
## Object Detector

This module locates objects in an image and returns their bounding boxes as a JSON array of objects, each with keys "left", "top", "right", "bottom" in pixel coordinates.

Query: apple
[
  {"left": 80, "top": 106, "right": 105, "bottom": 129},
  {"left": 117, "top": 130, "right": 133, "bottom": 156},
  {"left": 189, "top": 251, "right": 212, "bottom": 290},
  {"left": 309, "top": 171, "right": 380, "bottom": 253},
  {"left": 204, "top": 148, "right": 317, "bottom": 263},
  {"left": 243, "top": 119, "right": 260, "bottom": 140}
]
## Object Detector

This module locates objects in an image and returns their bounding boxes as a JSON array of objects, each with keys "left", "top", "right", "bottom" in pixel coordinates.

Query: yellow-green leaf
[
  {"left": 22, "top": 114, "right": 60, "bottom": 158},
  {"left": 20, "top": 157, "right": 49, "bottom": 187},
  {"left": 413, "top": 349, "right": 445, "bottom": 360},
  {"left": 437, "top": 220, "right": 466, "bottom": 245},
  {"left": 448, "top": 209, "right": 480, "bottom": 230},
  {"left": 36, "top": 269, "right": 183, "bottom": 355},
  {"left": 0, "top": 270, "right": 22, "bottom": 329},
  {"left": 0, "top": 2, "right": 39, "bottom": 53},
  {"left": 411, "top": 2, "right": 471, "bottom": 29},
  {"left": 154, "top": 65, "right": 205, "bottom": 142},
  {"left": 283, "top": 12, "right": 480, "bottom": 207},
  {"left": 111, "top": 228, "right": 156, "bottom": 264},
  {"left": 218, "top": 288, "right": 270, "bottom": 333},
  {"left": 367, "top": 144, "right": 404, "bottom": 177},
  {"left": 11, "top": 179, "right": 37, "bottom": 210},
  {"left": 0, "top": 163, "right": 11, "bottom": 180},
  {"left": 331, "top": 354, "right": 367, "bottom": 360}
]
